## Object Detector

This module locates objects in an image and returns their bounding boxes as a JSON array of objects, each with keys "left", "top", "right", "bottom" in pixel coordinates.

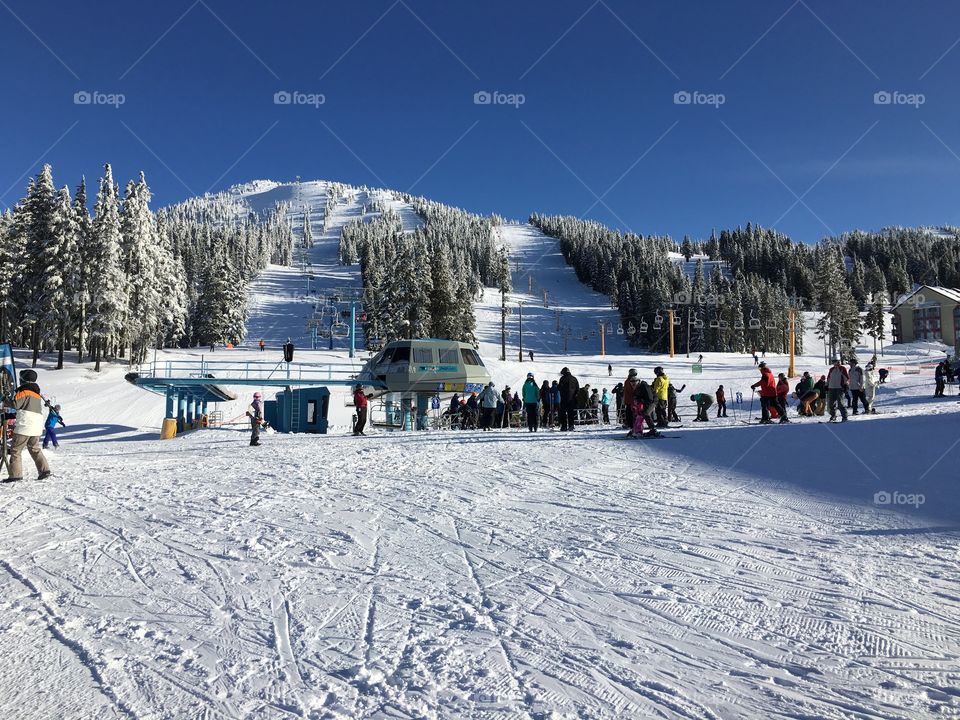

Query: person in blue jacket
[
  {"left": 42, "top": 403, "right": 65, "bottom": 449},
  {"left": 550, "top": 381, "right": 561, "bottom": 427}
]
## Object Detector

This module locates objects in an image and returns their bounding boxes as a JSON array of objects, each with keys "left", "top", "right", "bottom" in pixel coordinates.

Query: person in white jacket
[
  {"left": 848, "top": 360, "right": 868, "bottom": 415},
  {"left": 4, "top": 369, "right": 51, "bottom": 482},
  {"left": 863, "top": 364, "right": 878, "bottom": 414}
]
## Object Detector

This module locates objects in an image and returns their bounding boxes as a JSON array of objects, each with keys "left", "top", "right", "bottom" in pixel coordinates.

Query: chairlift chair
[
  {"left": 734, "top": 317, "right": 745, "bottom": 330},
  {"left": 617, "top": 323, "right": 625, "bottom": 335},
  {"left": 692, "top": 314, "right": 704, "bottom": 330},
  {"left": 719, "top": 319, "right": 730, "bottom": 330},
  {"left": 653, "top": 310, "right": 663, "bottom": 330},
  {"left": 764, "top": 319, "right": 778, "bottom": 330},
  {"left": 331, "top": 323, "right": 350, "bottom": 338},
  {"left": 627, "top": 323, "right": 636, "bottom": 337},
  {"left": 748, "top": 309, "right": 761, "bottom": 330},
  {"left": 709, "top": 319, "right": 720, "bottom": 329},
  {"left": 638, "top": 319, "right": 649, "bottom": 334},
  {"left": 673, "top": 313, "right": 682, "bottom": 326}
]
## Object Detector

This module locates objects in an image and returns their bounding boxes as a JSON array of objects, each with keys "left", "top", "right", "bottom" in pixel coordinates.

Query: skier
[
  {"left": 528, "top": 350, "right": 534, "bottom": 362},
  {"left": 511, "top": 392, "right": 522, "bottom": 413},
  {"left": 479, "top": 382, "right": 499, "bottom": 430},
  {"left": 878, "top": 367, "right": 889, "bottom": 384},
  {"left": 259, "top": 339, "right": 266, "bottom": 352},
  {"left": 466, "top": 392, "right": 480, "bottom": 429},
  {"left": 607, "top": 363, "right": 612, "bottom": 377},
  {"left": 42, "top": 403, "right": 65, "bottom": 449},
  {"left": 795, "top": 372, "right": 817, "bottom": 416},
  {"left": 3, "top": 369, "right": 52, "bottom": 482},
  {"left": 716, "top": 385, "right": 728, "bottom": 417},
  {"left": 353, "top": 384, "right": 374, "bottom": 435},
  {"left": 752, "top": 350, "right": 759, "bottom": 366},
  {"left": 247, "top": 392, "right": 264, "bottom": 445},
  {"left": 622, "top": 370, "right": 638, "bottom": 430},
  {"left": 776, "top": 373, "right": 790, "bottom": 412},
  {"left": 751, "top": 362, "right": 788, "bottom": 424},
  {"left": 521, "top": 373, "right": 540, "bottom": 432},
  {"left": 576, "top": 383, "right": 590, "bottom": 411},
  {"left": 652, "top": 367, "right": 669, "bottom": 428},
  {"left": 691, "top": 392, "right": 714, "bottom": 421},
  {"left": 539, "top": 379, "right": 552, "bottom": 428},
  {"left": 849, "top": 360, "right": 869, "bottom": 413},
  {"left": 934, "top": 361, "right": 946, "bottom": 398},
  {"left": 826, "top": 358, "right": 849, "bottom": 422},
  {"left": 697, "top": 354, "right": 703, "bottom": 364},
  {"left": 558, "top": 367, "right": 579, "bottom": 431},
  {"left": 588, "top": 388, "right": 600, "bottom": 422},
  {"left": 550, "top": 380, "right": 561, "bottom": 427},
  {"left": 612, "top": 382, "right": 624, "bottom": 425},
  {"left": 667, "top": 382, "right": 686, "bottom": 422},
  {"left": 601, "top": 388, "right": 611, "bottom": 424},
  {"left": 634, "top": 377, "right": 659, "bottom": 438}
]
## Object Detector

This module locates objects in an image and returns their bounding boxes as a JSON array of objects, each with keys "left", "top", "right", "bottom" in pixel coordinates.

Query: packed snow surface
[{"left": 1, "top": 187, "right": 958, "bottom": 718}]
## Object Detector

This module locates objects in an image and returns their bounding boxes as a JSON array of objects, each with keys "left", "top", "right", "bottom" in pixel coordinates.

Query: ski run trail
[{"left": 1, "top": 181, "right": 958, "bottom": 719}]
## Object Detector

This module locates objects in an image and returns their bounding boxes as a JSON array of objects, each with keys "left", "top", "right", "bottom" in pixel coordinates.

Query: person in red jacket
[
  {"left": 776, "top": 373, "right": 790, "bottom": 415},
  {"left": 715, "top": 384, "right": 727, "bottom": 417},
  {"left": 353, "top": 384, "right": 372, "bottom": 436},
  {"left": 751, "top": 362, "right": 789, "bottom": 424}
]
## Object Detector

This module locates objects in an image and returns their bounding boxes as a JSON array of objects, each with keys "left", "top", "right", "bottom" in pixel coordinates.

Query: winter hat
[
  {"left": 54, "top": 404, "right": 61, "bottom": 410},
  {"left": 718, "top": 384, "right": 724, "bottom": 389},
  {"left": 253, "top": 392, "right": 262, "bottom": 399},
  {"left": 526, "top": 373, "right": 534, "bottom": 379},
  {"left": 690, "top": 395, "right": 698, "bottom": 402},
  {"left": 19, "top": 369, "right": 37, "bottom": 382},
  {"left": 758, "top": 362, "right": 766, "bottom": 368},
  {"left": 561, "top": 367, "right": 570, "bottom": 375},
  {"left": 628, "top": 369, "right": 637, "bottom": 377}
]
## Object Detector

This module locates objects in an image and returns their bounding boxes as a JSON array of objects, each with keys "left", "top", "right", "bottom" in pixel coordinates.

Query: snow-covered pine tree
[
  {"left": 51, "top": 186, "right": 79, "bottom": 368},
  {"left": 19, "top": 165, "right": 61, "bottom": 366},
  {"left": 88, "top": 164, "right": 128, "bottom": 371}
]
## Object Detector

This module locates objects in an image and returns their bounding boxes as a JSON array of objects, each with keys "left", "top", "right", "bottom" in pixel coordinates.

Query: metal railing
[{"left": 138, "top": 358, "right": 358, "bottom": 384}]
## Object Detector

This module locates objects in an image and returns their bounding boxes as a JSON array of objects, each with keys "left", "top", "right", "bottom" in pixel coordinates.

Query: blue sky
[{"left": 1, "top": 0, "right": 959, "bottom": 242}]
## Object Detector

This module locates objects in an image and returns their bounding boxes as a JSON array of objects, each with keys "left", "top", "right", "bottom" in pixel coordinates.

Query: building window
[
  {"left": 913, "top": 305, "right": 942, "bottom": 341},
  {"left": 413, "top": 347, "right": 434, "bottom": 364}
]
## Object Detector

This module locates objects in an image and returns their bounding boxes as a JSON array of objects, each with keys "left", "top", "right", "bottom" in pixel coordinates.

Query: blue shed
[{"left": 269, "top": 387, "right": 331, "bottom": 434}]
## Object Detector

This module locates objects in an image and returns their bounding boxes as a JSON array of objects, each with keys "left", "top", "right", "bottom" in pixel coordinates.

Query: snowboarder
[
  {"left": 42, "top": 403, "right": 65, "bottom": 449},
  {"left": 691, "top": 392, "right": 714, "bottom": 421},
  {"left": 247, "top": 392, "right": 264, "bottom": 445},
  {"left": 521, "top": 373, "right": 540, "bottom": 432},
  {"left": 3, "top": 369, "right": 51, "bottom": 482},
  {"left": 751, "top": 362, "right": 788, "bottom": 424},
  {"left": 622, "top": 370, "right": 638, "bottom": 430},
  {"left": 652, "top": 366, "right": 669, "bottom": 427},
  {"left": 667, "top": 382, "right": 686, "bottom": 422},
  {"left": 558, "top": 367, "right": 579, "bottom": 431},
  {"left": 826, "top": 359, "right": 849, "bottom": 422},
  {"left": 601, "top": 388, "right": 611, "bottom": 424},
  {"left": 716, "top": 385, "right": 728, "bottom": 417}
]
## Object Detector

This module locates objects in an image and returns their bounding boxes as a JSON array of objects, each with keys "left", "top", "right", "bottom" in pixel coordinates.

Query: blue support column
[
  {"left": 186, "top": 395, "right": 194, "bottom": 427},
  {"left": 165, "top": 388, "right": 175, "bottom": 419},
  {"left": 177, "top": 393, "right": 187, "bottom": 432},
  {"left": 201, "top": 400, "right": 208, "bottom": 417}
]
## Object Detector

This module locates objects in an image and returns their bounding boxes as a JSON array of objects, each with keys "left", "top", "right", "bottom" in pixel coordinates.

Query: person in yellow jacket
[{"left": 652, "top": 366, "right": 670, "bottom": 427}]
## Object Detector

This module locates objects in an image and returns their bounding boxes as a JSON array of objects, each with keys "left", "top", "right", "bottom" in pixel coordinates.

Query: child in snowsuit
[{"left": 42, "top": 404, "right": 65, "bottom": 449}]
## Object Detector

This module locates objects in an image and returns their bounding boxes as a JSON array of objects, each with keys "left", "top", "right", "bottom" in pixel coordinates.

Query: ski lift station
[{"left": 125, "top": 338, "right": 491, "bottom": 437}]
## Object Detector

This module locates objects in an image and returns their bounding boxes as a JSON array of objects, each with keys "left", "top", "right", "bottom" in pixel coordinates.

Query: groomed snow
[{"left": 1, "top": 209, "right": 958, "bottom": 718}]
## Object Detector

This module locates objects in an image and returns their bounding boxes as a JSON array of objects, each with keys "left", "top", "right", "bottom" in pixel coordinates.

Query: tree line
[{"left": 0, "top": 164, "right": 293, "bottom": 369}]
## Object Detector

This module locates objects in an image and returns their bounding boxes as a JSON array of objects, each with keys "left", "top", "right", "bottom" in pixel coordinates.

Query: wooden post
[
  {"left": 788, "top": 308, "right": 796, "bottom": 377},
  {"left": 668, "top": 309, "right": 675, "bottom": 358}
]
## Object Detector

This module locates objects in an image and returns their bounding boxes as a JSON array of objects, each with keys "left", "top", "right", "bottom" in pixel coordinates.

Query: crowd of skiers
[{"left": 934, "top": 355, "right": 960, "bottom": 397}]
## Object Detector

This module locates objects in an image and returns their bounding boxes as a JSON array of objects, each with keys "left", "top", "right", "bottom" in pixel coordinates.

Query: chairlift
[
  {"left": 719, "top": 319, "right": 730, "bottom": 330},
  {"left": 734, "top": 317, "right": 745, "bottom": 330},
  {"left": 764, "top": 319, "right": 778, "bottom": 330},
  {"left": 638, "top": 319, "right": 649, "bottom": 334},
  {"left": 748, "top": 309, "right": 761, "bottom": 331},
  {"left": 626, "top": 323, "right": 636, "bottom": 337},
  {"left": 709, "top": 319, "right": 720, "bottom": 329},
  {"left": 673, "top": 313, "right": 682, "bottom": 326},
  {"left": 617, "top": 323, "right": 625, "bottom": 336},
  {"left": 331, "top": 323, "right": 350, "bottom": 339},
  {"left": 653, "top": 310, "right": 663, "bottom": 330},
  {"left": 692, "top": 313, "right": 704, "bottom": 330}
]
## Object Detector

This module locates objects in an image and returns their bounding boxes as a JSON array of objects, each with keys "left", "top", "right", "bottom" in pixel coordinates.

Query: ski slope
[{"left": 1, "top": 186, "right": 958, "bottom": 718}]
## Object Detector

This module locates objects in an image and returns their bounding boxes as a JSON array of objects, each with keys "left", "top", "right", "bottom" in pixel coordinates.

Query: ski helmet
[
  {"left": 19, "top": 369, "right": 37, "bottom": 382},
  {"left": 654, "top": 366, "right": 663, "bottom": 374},
  {"left": 526, "top": 372, "right": 534, "bottom": 379}
]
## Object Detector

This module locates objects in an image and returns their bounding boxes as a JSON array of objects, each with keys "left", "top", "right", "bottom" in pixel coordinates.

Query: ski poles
[{"left": 748, "top": 389, "right": 755, "bottom": 425}]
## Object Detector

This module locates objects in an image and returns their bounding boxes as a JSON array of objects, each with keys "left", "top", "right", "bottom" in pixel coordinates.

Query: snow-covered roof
[{"left": 891, "top": 285, "right": 960, "bottom": 310}]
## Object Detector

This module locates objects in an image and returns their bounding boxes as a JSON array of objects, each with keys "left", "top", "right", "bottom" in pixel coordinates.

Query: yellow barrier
[{"left": 160, "top": 418, "right": 178, "bottom": 440}]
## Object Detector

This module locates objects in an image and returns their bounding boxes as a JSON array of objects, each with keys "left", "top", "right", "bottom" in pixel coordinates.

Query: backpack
[{"left": 637, "top": 381, "right": 655, "bottom": 405}]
